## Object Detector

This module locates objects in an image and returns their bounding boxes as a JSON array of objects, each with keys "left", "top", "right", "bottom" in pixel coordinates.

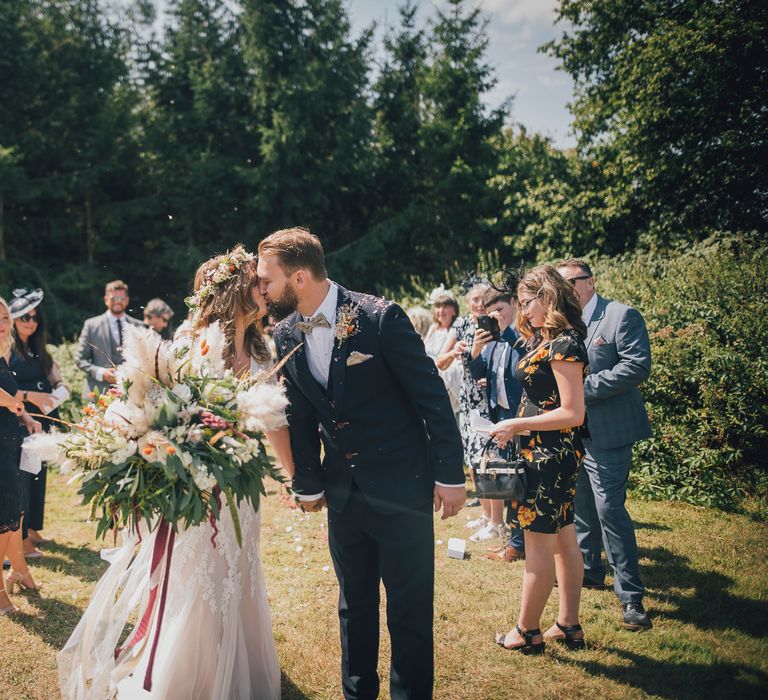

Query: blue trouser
[
  {"left": 574, "top": 439, "right": 644, "bottom": 604},
  {"left": 494, "top": 405, "right": 525, "bottom": 551}
]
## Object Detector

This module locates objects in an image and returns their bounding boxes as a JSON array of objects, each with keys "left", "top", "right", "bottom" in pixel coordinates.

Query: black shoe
[
  {"left": 465, "top": 497, "right": 481, "bottom": 507},
  {"left": 623, "top": 603, "right": 652, "bottom": 631}
]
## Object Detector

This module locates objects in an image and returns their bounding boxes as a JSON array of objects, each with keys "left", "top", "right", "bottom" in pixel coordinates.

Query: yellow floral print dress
[{"left": 509, "top": 329, "right": 588, "bottom": 534}]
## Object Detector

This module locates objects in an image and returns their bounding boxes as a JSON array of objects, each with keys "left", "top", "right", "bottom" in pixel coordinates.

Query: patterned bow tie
[{"left": 295, "top": 312, "right": 332, "bottom": 335}]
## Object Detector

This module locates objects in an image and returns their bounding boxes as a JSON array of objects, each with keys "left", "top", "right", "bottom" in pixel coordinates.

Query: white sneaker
[
  {"left": 469, "top": 523, "right": 508, "bottom": 543},
  {"left": 466, "top": 514, "right": 489, "bottom": 531}
]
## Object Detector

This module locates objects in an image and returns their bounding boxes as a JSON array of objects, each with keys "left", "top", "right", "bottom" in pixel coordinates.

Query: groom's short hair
[{"left": 258, "top": 227, "right": 327, "bottom": 280}]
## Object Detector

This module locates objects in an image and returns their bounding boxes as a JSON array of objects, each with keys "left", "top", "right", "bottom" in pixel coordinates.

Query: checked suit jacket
[
  {"left": 584, "top": 294, "right": 652, "bottom": 450},
  {"left": 273, "top": 284, "right": 465, "bottom": 515}
]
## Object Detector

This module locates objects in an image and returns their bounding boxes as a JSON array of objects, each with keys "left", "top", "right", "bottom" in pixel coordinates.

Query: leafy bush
[{"left": 592, "top": 233, "right": 768, "bottom": 517}]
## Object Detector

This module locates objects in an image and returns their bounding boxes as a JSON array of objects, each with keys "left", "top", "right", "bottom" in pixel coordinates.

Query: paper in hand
[{"left": 470, "top": 411, "right": 495, "bottom": 434}]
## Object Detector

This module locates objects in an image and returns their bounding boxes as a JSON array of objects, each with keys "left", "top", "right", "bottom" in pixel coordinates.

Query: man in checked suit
[
  {"left": 75, "top": 280, "right": 143, "bottom": 399},
  {"left": 258, "top": 227, "right": 465, "bottom": 700},
  {"left": 557, "top": 258, "right": 653, "bottom": 631}
]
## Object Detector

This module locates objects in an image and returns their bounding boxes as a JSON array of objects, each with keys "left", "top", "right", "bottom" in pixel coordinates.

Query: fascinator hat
[
  {"left": 426, "top": 284, "right": 457, "bottom": 305},
  {"left": 9, "top": 288, "right": 44, "bottom": 319}
]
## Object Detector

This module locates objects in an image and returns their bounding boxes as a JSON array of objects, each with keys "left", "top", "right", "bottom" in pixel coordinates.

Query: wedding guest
[
  {"left": 468, "top": 286, "right": 525, "bottom": 559},
  {"left": 75, "top": 280, "right": 142, "bottom": 399},
  {"left": 10, "top": 289, "right": 70, "bottom": 557},
  {"left": 406, "top": 306, "right": 432, "bottom": 339},
  {"left": 142, "top": 297, "right": 174, "bottom": 339},
  {"left": 423, "top": 286, "right": 459, "bottom": 360},
  {"left": 436, "top": 282, "right": 503, "bottom": 524},
  {"left": 556, "top": 258, "right": 653, "bottom": 631},
  {"left": 0, "top": 296, "right": 42, "bottom": 616},
  {"left": 423, "top": 286, "right": 461, "bottom": 417},
  {"left": 490, "top": 265, "right": 588, "bottom": 653}
]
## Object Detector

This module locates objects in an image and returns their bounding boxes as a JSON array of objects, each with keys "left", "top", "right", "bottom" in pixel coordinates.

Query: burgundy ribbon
[
  {"left": 209, "top": 486, "right": 222, "bottom": 548},
  {"left": 113, "top": 519, "right": 175, "bottom": 692}
]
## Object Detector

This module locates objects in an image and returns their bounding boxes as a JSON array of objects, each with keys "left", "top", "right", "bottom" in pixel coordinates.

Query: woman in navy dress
[
  {"left": 0, "top": 297, "right": 42, "bottom": 615},
  {"left": 9, "top": 289, "right": 70, "bottom": 555}
]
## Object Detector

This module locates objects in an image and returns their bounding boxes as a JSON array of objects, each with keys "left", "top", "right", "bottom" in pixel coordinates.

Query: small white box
[{"left": 447, "top": 537, "right": 466, "bottom": 560}]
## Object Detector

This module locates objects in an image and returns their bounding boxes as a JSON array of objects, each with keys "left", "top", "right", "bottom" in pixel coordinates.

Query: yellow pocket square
[{"left": 347, "top": 351, "right": 373, "bottom": 366}]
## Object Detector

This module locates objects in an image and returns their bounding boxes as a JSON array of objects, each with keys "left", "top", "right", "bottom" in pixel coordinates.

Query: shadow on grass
[
  {"left": 633, "top": 520, "right": 672, "bottom": 531},
  {"left": 641, "top": 545, "right": 768, "bottom": 637},
  {"left": 566, "top": 647, "right": 767, "bottom": 700},
  {"left": 30, "top": 541, "right": 106, "bottom": 583},
  {"left": 280, "top": 670, "right": 312, "bottom": 700},
  {"left": 11, "top": 593, "right": 88, "bottom": 649}
]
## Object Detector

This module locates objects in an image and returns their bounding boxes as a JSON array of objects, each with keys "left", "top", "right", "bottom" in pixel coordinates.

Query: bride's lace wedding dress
[{"left": 58, "top": 359, "right": 281, "bottom": 700}]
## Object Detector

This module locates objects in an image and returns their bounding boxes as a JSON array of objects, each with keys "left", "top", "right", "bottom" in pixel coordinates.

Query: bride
[{"left": 58, "top": 246, "right": 295, "bottom": 700}]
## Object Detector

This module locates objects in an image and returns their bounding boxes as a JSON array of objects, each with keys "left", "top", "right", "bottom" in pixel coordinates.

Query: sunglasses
[
  {"left": 18, "top": 312, "right": 39, "bottom": 323},
  {"left": 566, "top": 275, "right": 592, "bottom": 285}
]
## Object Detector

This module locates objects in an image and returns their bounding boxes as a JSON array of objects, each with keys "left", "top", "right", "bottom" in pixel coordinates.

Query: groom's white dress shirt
[
  {"left": 303, "top": 281, "right": 338, "bottom": 389},
  {"left": 295, "top": 280, "right": 464, "bottom": 501}
]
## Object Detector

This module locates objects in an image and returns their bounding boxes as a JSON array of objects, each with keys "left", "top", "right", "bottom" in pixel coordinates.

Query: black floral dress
[
  {"left": 509, "top": 330, "right": 588, "bottom": 534},
  {"left": 0, "top": 356, "right": 22, "bottom": 534},
  {"left": 453, "top": 315, "right": 490, "bottom": 469}
]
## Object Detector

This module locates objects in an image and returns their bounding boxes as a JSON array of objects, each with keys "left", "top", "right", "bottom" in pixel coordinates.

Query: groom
[{"left": 258, "top": 228, "right": 465, "bottom": 700}]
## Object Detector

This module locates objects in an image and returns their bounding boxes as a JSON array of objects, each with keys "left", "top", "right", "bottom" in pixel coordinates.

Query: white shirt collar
[
  {"left": 302, "top": 280, "right": 338, "bottom": 323},
  {"left": 582, "top": 293, "right": 598, "bottom": 325}
]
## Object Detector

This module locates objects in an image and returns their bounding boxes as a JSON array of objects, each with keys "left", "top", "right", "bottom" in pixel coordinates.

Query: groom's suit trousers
[{"left": 328, "top": 483, "right": 434, "bottom": 700}]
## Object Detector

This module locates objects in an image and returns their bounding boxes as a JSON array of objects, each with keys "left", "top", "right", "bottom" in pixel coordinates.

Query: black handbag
[{"left": 473, "top": 437, "right": 527, "bottom": 502}]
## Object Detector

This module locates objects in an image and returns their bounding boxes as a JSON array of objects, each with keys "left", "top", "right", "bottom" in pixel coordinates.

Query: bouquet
[{"left": 26, "top": 322, "right": 289, "bottom": 544}]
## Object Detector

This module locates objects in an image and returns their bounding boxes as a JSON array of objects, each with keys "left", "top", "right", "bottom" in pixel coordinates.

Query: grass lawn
[{"left": 1, "top": 473, "right": 767, "bottom": 699}]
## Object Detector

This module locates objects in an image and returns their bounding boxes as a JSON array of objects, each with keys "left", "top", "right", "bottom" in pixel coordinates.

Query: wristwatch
[{"left": 23, "top": 391, "right": 28, "bottom": 402}]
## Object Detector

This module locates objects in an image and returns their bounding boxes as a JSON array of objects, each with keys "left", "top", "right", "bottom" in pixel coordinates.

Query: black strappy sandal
[
  {"left": 494, "top": 625, "right": 546, "bottom": 654},
  {"left": 547, "top": 622, "right": 585, "bottom": 650}
]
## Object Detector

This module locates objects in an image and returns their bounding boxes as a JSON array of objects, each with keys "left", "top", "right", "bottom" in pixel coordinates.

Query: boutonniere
[{"left": 335, "top": 303, "right": 361, "bottom": 347}]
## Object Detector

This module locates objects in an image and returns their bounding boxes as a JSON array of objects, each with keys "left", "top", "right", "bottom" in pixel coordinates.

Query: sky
[
  {"left": 128, "top": 0, "right": 576, "bottom": 149},
  {"left": 347, "top": 0, "right": 576, "bottom": 148}
]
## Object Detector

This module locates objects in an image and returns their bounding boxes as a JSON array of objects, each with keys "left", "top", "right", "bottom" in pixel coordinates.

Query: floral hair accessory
[{"left": 184, "top": 249, "right": 256, "bottom": 315}]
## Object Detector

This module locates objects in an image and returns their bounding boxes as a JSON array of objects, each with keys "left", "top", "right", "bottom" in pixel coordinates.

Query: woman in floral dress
[{"left": 490, "top": 265, "right": 589, "bottom": 653}]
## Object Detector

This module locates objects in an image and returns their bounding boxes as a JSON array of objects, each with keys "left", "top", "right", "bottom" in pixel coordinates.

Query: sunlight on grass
[{"left": 1, "top": 474, "right": 767, "bottom": 699}]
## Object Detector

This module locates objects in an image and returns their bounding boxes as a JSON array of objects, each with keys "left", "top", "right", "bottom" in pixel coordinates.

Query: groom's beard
[{"left": 266, "top": 283, "right": 299, "bottom": 321}]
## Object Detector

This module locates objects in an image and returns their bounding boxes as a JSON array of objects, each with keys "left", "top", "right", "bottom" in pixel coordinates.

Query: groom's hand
[
  {"left": 433, "top": 485, "right": 465, "bottom": 520},
  {"left": 299, "top": 496, "right": 326, "bottom": 513}
]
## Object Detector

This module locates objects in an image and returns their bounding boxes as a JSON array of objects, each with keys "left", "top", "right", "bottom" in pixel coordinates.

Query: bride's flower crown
[{"left": 184, "top": 249, "right": 256, "bottom": 315}]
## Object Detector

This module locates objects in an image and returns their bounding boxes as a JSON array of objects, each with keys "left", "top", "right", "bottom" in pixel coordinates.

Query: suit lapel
[
  {"left": 328, "top": 285, "right": 353, "bottom": 412},
  {"left": 586, "top": 295, "right": 608, "bottom": 349}
]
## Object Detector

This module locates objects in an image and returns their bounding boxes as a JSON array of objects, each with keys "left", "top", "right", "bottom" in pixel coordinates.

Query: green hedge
[
  {"left": 593, "top": 234, "right": 768, "bottom": 517},
  {"left": 44, "top": 233, "right": 767, "bottom": 518}
]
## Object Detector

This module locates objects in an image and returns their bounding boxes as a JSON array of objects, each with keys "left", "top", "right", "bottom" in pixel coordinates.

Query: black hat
[{"left": 9, "top": 288, "right": 44, "bottom": 319}]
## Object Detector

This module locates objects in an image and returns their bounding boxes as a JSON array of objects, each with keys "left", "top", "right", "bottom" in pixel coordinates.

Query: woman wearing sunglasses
[
  {"left": 9, "top": 288, "right": 70, "bottom": 558},
  {"left": 0, "top": 296, "right": 42, "bottom": 615}
]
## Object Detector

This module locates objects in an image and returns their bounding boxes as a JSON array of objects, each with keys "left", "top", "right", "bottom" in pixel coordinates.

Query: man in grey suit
[
  {"left": 557, "top": 258, "right": 653, "bottom": 630},
  {"left": 75, "top": 280, "right": 143, "bottom": 399}
]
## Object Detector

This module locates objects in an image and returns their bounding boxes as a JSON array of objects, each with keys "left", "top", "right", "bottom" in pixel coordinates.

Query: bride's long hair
[{"left": 191, "top": 244, "right": 271, "bottom": 365}]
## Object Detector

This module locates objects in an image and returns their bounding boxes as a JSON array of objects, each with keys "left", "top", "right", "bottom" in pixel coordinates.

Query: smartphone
[{"left": 476, "top": 314, "right": 500, "bottom": 341}]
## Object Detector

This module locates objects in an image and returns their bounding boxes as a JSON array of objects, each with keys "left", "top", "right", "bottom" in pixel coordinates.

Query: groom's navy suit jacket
[{"left": 274, "top": 284, "right": 464, "bottom": 515}]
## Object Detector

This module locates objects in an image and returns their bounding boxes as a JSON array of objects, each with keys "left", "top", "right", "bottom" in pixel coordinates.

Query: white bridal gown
[{"left": 58, "top": 359, "right": 281, "bottom": 700}]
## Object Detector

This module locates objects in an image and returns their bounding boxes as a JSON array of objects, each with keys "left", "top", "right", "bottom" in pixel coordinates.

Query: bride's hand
[{"left": 489, "top": 419, "right": 527, "bottom": 448}]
